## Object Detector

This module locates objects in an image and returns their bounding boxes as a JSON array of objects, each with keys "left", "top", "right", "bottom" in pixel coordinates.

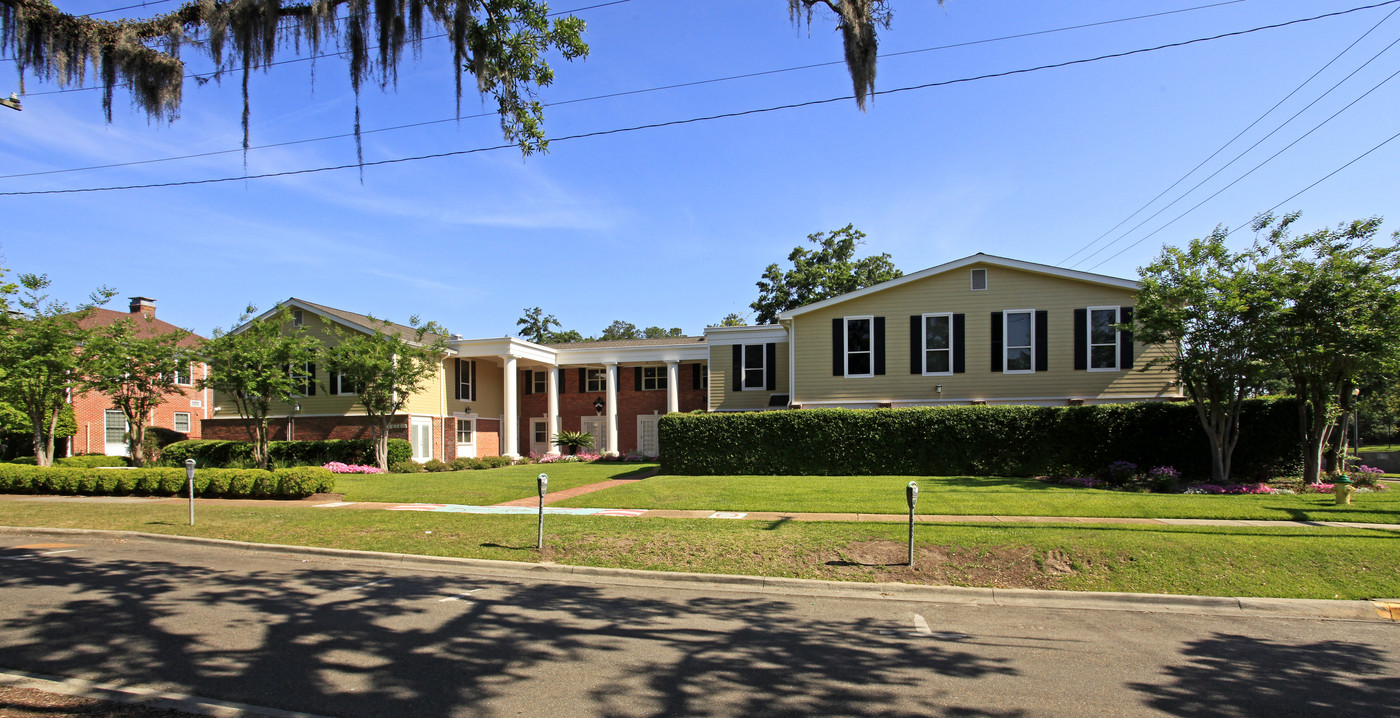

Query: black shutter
[
  {"left": 909, "top": 316, "right": 922, "bottom": 374},
  {"left": 452, "top": 359, "right": 460, "bottom": 400},
  {"left": 873, "top": 317, "right": 885, "bottom": 376},
  {"left": 990, "top": 312, "right": 1003, "bottom": 372},
  {"left": 1120, "top": 306, "right": 1135, "bottom": 369},
  {"left": 634, "top": 367, "right": 643, "bottom": 391},
  {"left": 1035, "top": 310, "right": 1049, "bottom": 372},
  {"left": 765, "top": 342, "right": 777, "bottom": 390},
  {"left": 578, "top": 367, "right": 587, "bottom": 393},
  {"left": 469, "top": 360, "right": 477, "bottom": 401},
  {"left": 953, "top": 314, "right": 966, "bottom": 374},
  {"left": 692, "top": 363, "right": 701, "bottom": 390},
  {"left": 524, "top": 370, "right": 534, "bottom": 395},
  {"left": 328, "top": 369, "right": 339, "bottom": 395},
  {"left": 832, "top": 318, "right": 845, "bottom": 376},
  {"left": 306, "top": 363, "right": 316, "bottom": 396},
  {"left": 732, "top": 344, "right": 743, "bottom": 391},
  {"left": 558, "top": 368, "right": 566, "bottom": 394},
  {"left": 1074, "top": 309, "right": 1088, "bottom": 371}
]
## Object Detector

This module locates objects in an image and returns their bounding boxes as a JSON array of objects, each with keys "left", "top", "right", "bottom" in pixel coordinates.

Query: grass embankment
[
  {"left": 1, "top": 500, "right": 1396, "bottom": 600},
  {"left": 334, "top": 463, "right": 655, "bottom": 504},
  {"left": 553, "top": 474, "right": 1400, "bottom": 524}
]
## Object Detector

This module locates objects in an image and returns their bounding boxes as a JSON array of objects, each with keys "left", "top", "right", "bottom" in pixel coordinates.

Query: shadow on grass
[
  {"left": 1130, "top": 632, "right": 1400, "bottom": 716},
  {"left": 478, "top": 542, "right": 535, "bottom": 552},
  {"left": 762, "top": 517, "right": 792, "bottom": 531}
]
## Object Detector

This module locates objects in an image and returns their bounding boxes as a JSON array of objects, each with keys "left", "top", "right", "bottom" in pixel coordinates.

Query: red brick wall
[
  {"left": 201, "top": 416, "right": 409, "bottom": 443},
  {"left": 517, "top": 364, "right": 707, "bottom": 455},
  {"left": 66, "top": 362, "right": 211, "bottom": 456},
  {"left": 476, "top": 419, "right": 501, "bottom": 458}
]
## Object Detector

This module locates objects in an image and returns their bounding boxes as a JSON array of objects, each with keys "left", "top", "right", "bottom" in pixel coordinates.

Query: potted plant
[{"left": 553, "top": 430, "right": 595, "bottom": 456}]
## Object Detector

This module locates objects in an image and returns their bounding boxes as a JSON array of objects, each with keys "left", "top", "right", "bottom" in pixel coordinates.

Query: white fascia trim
[
  {"left": 704, "top": 325, "right": 789, "bottom": 346},
  {"left": 450, "top": 337, "right": 556, "bottom": 364},
  {"left": 555, "top": 344, "right": 709, "bottom": 365},
  {"left": 776, "top": 253, "right": 1140, "bottom": 320}
]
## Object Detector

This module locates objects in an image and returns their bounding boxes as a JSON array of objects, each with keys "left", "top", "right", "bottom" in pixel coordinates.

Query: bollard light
[
  {"left": 185, "top": 458, "right": 197, "bottom": 526},
  {"left": 537, "top": 473, "right": 549, "bottom": 550},
  {"left": 905, "top": 481, "right": 919, "bottom": 567}
]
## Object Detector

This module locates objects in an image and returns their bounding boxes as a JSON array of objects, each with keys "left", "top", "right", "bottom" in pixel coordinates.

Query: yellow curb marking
[
  {"left": 1373, "top": 602, "right": 1400, "bottom": 621},
  {"left": 11, "top": 543, "right": 77, "bottom": 550}
]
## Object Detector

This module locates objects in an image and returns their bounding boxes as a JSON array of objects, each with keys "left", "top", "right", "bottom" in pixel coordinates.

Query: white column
[
  {"left": 502, "top": 355, "right": 519, "bottom": 458},
  {"left": 545, "top": 366, "right": 560, "bottom": 455},
  {"left": 665, "top": 361, "right": 680, "bottom": 414},
  {"left": 605, "top": 362, "right": 619, "bottom": 455}
]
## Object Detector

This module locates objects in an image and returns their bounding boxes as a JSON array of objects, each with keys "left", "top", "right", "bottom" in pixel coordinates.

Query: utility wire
[
  {"left": 1231, "top": 127, "right": 1400, "bottom": 233},
  {"left": 1072, "top": 28, "right": 1400, "bottom": 269},
  {"left": 1059, "top": 2, "right": 1400, "bottom": 265},
  {"left": 0, "top": 1, "right": 1319, "bottom": 180},
  {"left": 3, "top": 0, "right": 1394, "bottom": 197},
  {"left": 1082, "top": 65, "right": 1400, "bottom": 271}
]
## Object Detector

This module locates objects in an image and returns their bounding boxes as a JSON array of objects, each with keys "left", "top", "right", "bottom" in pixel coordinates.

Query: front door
[
  {"left": 529, "top": 418, "right": 551, "bottom": 456},
  {"left": 637, "top": 414, "right": 660, "bottom": 458},
  {"left": 410, "top": 417, "right": 433, "bottom": 462},
  {"left": 104, "top": 410, "right": 129, "bottom": 457},
  {"left": 579, "top": 416, "right": 608, "bottom": 455}
]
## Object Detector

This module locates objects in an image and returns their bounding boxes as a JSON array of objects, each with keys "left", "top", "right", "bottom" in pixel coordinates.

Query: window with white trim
[
  {"left": 971, "top": 268, "right": 988, "bottom": 290},
  {"left": 845, "top": 316, "right": 873, "bottom": 377},
  {"left": 586, "top": 368, "right": 607, "bottom": 393},
  {"left": 172, "top": 363, "right": 194, "bottom": 386},
  {"left": 531, "top": 370, "right": 546, "bottom": 394},
  {"left": 742, "top": 344, "right": 766, "bottom": 390},
  {"left": 534, "top": 421, "right": 548, "bottom": 444},
  {"left": 1089, "top": 306, "right": 1121, "bottom": 371},
  {"left": 1004, "top": 310, "right": 1034, "bottom": 373},
  {"left": 335, "top": 373, "right": 360, "bottom": 395},
  {"left": 922, "top": 313, "right": 953, "bottom": 375},
  {"left": 104, "top": 410, "right": 127, "bottom": 444},
  {"left": 699, "top": 364, "right": 709, "bottom": 390},
  {"left": 457, "top": 360, "right": 473, "bottom": 400},
  {"left": 290, "top": 362, "right": 314, "bottom": 396},
  {"left": 173, "top": 412, "right": 190, "bottom": 433},
  {"left": 642, "top": 366, "right": 667, "bottom": 390},
  {"left": 457, "top": 418, "right": 475, "bottom": 445},
  {"left": 292, "top": 309, "right": 305, "bottom": 327}
]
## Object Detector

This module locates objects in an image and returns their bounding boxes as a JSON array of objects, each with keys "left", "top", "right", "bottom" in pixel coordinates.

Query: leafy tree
[
  {"left": 751, "top": 224, "right": 901, "bottom": 324},
  {"left": 717, "top": 313, "right": 747, "bottom": 327},
  {"left": 642, "top": 326, "right": 684, "bottom": 339},
  {"left": 600, "top": 320, "right": 639, "bottom": 341},
  {"left": 320, "top": 317, "right": 450, "bottom": 470},
  {"left": 0, "top": 274, "right": 115, "bottom": 466},
  {"left": 1254, "top": 213, "right": 1400, "bottom": 483},
  {"left": 0, "top": 0, "right": 589, "bottom": 156},
  {"left": 199, "top": 306, "right": 320, "bottom": 470},
  {"left": 77, "top": 316, "right": 196, "bottom": 466},
  {"left": 548, "top": 329, "right": 585, "bottom": 343},
  {"left": 517, "top": 307, "right": 561, "bottom": 344},
  {"left": 1133, "top": 229, "right": 1279, "bottom": 484}
]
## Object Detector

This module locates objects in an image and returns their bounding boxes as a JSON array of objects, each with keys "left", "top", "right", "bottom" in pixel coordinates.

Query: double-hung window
[
  {"left": 742, "top": 345, "right": 766, "bottom": 389},
  {"left": 586, "top": 368, "right": 607, "bottom": 393},
  {"left": 457, "top": 418, "right": 475, "bottom": 445},
  {"left": 290, "top": 362, "right": 315, "bottom": 396},
  {"left": 642, "top": 366, "right": 667, "bottom": 391},
  {"left": 1003, "top": 310, "right": 1034, "bottom": 373},
  {"left": 844, "top": 316, "right": 874, "bottom": 377},
  {"left": 1089, "top": 306, "right": 1121, "bottom": 371},
  {"left": 172, "top": 363, "right": 194, "bottom": 386},
  {"left": 531, "top": 371, "right": 547, "bottom": 394},
  {"left": 173, "top": 412, "right": 191, "bottom": 433},
  {"left": 922, "top": 313, "right": 953, "bottom": 375},
  {"left": 698, "top": 364, "right": 709, "bottom": 390}
]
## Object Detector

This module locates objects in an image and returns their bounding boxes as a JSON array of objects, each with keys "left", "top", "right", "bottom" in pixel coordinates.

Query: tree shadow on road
[{"left": 1130, "top": 632, "right": 1400, "bottom": 717}]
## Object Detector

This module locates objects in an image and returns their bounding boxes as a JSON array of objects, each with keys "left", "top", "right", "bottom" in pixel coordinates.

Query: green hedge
[
  {"left": 658, "top": 398, "right": 1303, "bottom": 480},
  {"left": 159, "top": 438, "right": 411, "bottom": 468},
  {"left": 55, "top": 455, "right": 130, "bottom": 468},
  {"left": 0, "top": 464, "right": 335, "bottom": 498}
]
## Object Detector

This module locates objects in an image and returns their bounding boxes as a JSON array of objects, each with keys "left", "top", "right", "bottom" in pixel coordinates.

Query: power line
[
  {"left": 4, "top": 0, "right": 1393, "bottom": 197},
  {"left": 1082, "top": 65, "right": 1400, "bottom": 271},
  {"left": 1059, "top": 2, "right": 1400, "bottom": 265},
  {"left": 1232, "top": 127, "right": 1400, "bottom": 233},
  {"left": 0, "top": 0, "right": 1326, "bottom": 180},
  {"left": 1072, "top": 27, "right": 1400, "bottom": 269}
]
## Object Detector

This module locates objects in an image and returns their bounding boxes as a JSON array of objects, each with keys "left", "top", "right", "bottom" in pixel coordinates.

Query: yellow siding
[
  {"left": 443, "top": 357, "right": 505, "bottom": 417},
  {"left": 791, "top": 264, "right": 1178, "bottom": 404},
  {"left": 401, "top": 360, "right": 446, "bottom": 416},
  {"left": 708, "top": 342, "right": 790, "bottom": 411}
]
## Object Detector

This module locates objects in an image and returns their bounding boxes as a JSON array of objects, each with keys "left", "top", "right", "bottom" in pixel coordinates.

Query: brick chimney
[{"left": 128, "top": 296, "right": 156, "bottom": 319}]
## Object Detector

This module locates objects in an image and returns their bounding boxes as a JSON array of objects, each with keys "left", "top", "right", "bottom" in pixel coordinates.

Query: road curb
[
  {"left": 0, "top": 667, "right": 332, "bottom": 718},
  {"left": 1, "top": 525, "right": 1391, "bottom": 622}
]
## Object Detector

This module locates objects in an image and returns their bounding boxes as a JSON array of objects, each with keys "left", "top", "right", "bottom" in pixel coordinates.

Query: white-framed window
[
  {"left": 291, "top": 362, "right": 314, "bottom": 396},
  {"left": 104, "top": 410, "right": 127, "bottom": 445},
  {"left": 456, "top": 418, "right": 475, "bottom": 445},
  {"left": 335, "top": 373, "right": 360, "bottom": 395},
  {"left": 698, "top": 364, "right": 709, "bottom": 390},
  {"left": 971, "top": 268, "right": 988, "bottom": 291},
  {"left": 642, "top": 366, "right": 667, "bottom": 391},
  {"left": 292, "top": 309, "right": 305, "bottom": 327},
  {"left": 1088, "top": 306, "right": 1121, "bottom": 371},
  {"left": 531, "top": 371, "right": 546, "bottom": 394},
  {"left": 586, "top": 368, "right": 607, "bottom": 393},
  {"left": 922, "top": 312, "right": 953, "bottom": 376},
  {"left": 742, "top": 344, "right": 766, "bottom": 390},
  {"left": 172, "top": 363, "right": 194, "bottom": 386},
  {"left": 844, "top": 316, "right": 874, "bottom": 378},
  {"left": 1003, "top": 310, "right": 1035, "bottom": 374},
  {"left": 173, "top": 412, "right": 191, "bottom": 433},
  {"left": 533, "top": 421, "right": 548, "bottom": 444},
  {"left": 457, "top": 360, "right": 473, "bottom": 400}
]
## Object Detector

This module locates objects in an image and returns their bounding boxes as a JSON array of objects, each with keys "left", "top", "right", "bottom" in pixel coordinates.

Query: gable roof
[
  {"left": 245, "top": 298, "right": 449, "bottom": 347},
  {"left": 74, "top": 308, "right": 204, "bottom": 348},
  {"left": 776, "top": 253, "right": 1140, "bottom": 320}
]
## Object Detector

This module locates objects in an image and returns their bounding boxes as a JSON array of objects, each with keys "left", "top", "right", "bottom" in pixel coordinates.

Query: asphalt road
[{"left": 0, "top": 531, "right": 1396, "bottom": 717}]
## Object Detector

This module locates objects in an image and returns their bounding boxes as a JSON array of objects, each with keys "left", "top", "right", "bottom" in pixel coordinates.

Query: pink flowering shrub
[
  {"left": 1060, "top": 476, "right": 1105, "bottom": 489},
  {"left": 323, "top": 462, "right": 385, "bottom": 474},
  {"left": 1184, "top": 483, "right": 1275, "bottom": 495}
]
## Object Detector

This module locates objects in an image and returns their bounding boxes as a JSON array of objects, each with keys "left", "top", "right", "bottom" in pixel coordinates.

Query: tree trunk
[
  {"left": 31, "top": 427, "right": 49, "bottom": 467},
  {"left": 127, "top": 421, "right": 146, "bottom": 468},
  {"left": 255, "top": 419, "right": 271, "bottom": 470}
]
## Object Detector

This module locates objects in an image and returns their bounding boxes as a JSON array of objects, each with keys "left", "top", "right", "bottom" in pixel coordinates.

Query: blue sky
[{"left": 3, "top": 0, "right": 1398, "bottom": 339}]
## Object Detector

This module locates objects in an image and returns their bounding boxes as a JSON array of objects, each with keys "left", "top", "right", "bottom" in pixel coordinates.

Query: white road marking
[
  {"left": 439, "top": 589, "right": 482, "bottom": 602},
  {"left": 912, "top": 613, "right": 933, "bottom": 635},
  {"left": 343, "top": 579, "right": 391, "bottom": 592},
  {"left": 39, "top": 550, "right": 75, "bottom": 556}
]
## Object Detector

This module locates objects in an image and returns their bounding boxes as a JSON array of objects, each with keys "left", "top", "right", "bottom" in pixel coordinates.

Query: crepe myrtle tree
[
  {"left": 751, "top": 224, "right": 901, "bottom": 325},
  {"left": 78, "top": 315, "right": 198, "bottom": 466},
  {"left": 0, "top": 273, "right": 115, "bottom": 466},
  {"left": 1133, "top": 229, "right": 1280, "bottom": 484},
  {"left": 198, "top": 305, "right": 321, "bottom": 470},
  {"left": 320, "top": 317, "right": 450, "bottom": 470}
]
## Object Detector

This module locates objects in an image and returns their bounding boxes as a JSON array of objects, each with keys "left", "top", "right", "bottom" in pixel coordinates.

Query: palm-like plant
[{"left": 553, "top": 430, "right": 595, "bottom": 455}]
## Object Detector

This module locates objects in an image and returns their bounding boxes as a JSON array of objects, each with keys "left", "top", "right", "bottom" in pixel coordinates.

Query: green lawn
[
  {"left": 333, "top": 462, "right": 655, "bottom": 505},
  {"left": 1359, "top": 444, "right": 1399, "bottom": 452},
  {"left": 553, "top": 474, "right": 1400, "bottom": 524},
  {"left": 2, "top": 500, "right": 1397, "bottom": 600}
]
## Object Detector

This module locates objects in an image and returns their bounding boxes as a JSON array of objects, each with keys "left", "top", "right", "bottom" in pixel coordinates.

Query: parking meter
[
  {"left": 905, "top": 481, "right": 919, "bottom": 566},
  {"left": 536, "top": 473, "right": 549, "bottom": 549},
  {"left": 185, "top": 459, "right": 196, "bottom": 526}
]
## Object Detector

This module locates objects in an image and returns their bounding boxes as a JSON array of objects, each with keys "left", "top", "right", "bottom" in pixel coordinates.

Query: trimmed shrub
[
  {"left": 479, "top": 456, "right": 514, "bottom": 469},
  {"left": 272, "top": 467, "right": 336, "bottom": 496},
  {"left": 8, "top": 456, "right": 37, "bottom": 465},
  {"left": 390, "top": 460, "right": 423, "bottom": 474},
  {"left": 0, "top": 464, "right": 331, "bottom": 499},
  {"left": 451, "top": 457, "right": 484, "bottom": 471},
  {"left": 160, "top": 438, "right": 412, "bottom": 469},
  {"left": 55, "top": 455, "right": 129, "bottom": 468},
  {"left": 423, "top": 459, "right": 451, "bottom": 472},
  {"left": 658, "top": 398, "right": 1303, "bottom": 479}
]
